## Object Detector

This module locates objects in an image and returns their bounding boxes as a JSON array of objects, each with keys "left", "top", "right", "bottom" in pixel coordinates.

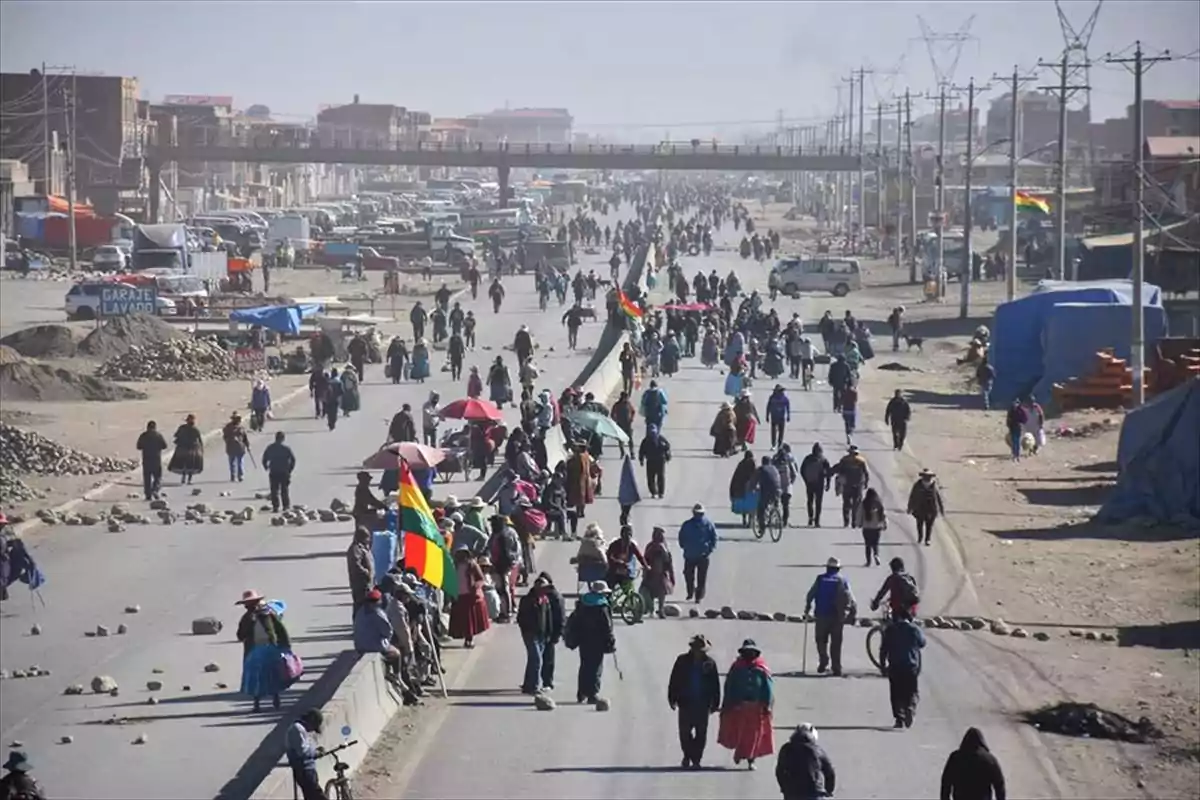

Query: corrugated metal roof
[{"left": 1146, "top": 136, "right": 1200, "bottom": 158}]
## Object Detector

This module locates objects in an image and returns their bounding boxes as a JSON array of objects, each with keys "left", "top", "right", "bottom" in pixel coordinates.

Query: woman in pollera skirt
[{"left": 448, "top": 547, "right": 490, "bottom": 648}]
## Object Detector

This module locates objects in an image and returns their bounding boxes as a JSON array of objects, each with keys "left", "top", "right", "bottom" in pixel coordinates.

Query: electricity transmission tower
[
  {"left": 915, "top": 15, "right": 978, "bottom": 89},
  {"left": 1055, "top": 0, "right": 1103, "bottom": 164}
]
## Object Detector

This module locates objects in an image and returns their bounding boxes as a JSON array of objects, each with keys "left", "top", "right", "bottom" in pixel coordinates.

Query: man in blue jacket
[
  {"left": 766, "top": 384, "right": 791, "bottom": 449},
  {"left": 880, "top": 607, "right": 927, "bottom": 729},
  {"left": 678, "top": 503, "right": 718, "bottom": 603},
  {"left": 803, "top": 557, "right": 857, "bottom": 676}
]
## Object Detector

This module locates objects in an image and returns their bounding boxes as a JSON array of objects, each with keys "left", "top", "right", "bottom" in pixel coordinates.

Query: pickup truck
[{"left": 312, "top": 242, "right": 399, "bottom": 271}]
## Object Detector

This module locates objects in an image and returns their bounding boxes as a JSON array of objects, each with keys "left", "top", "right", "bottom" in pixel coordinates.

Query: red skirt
[
  {"left": 449, "top": 590, "right": 490, "bottom": 640},
  {"left": 717, "top": 702, "right": 775, "bottom": 761},
  {"left": 737, "top": 417, "right": 757, "bottom": 445}
]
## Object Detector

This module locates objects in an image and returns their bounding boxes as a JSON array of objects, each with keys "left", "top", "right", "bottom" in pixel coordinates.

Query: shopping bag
[{"left": 278, "top": 651, "right": 305, "bottom": 686}]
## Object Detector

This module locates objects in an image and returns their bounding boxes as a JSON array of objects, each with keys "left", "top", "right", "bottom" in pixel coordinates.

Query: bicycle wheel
[
  {"left": 618, "top": 590, "right": 644, "bottom": 625},
  {"left": 768, "top": 505, "right": 784, "bottom": 543},
  {"left": 326, "top": 779, "right": 355, "bottom": 800},
  {"left": 865, "top": 625, "right": 884, "bottom": 670},
  {"left": 751, "top": 510, "right": 764, "bottom": 540}
]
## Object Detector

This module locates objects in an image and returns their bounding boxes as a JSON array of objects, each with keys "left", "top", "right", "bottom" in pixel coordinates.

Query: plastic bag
[{"left": 278, "top": 651, "right": 304, "bottom": 686}]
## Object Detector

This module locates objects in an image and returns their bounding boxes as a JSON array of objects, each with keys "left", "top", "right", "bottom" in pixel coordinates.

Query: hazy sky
[{"left": 2, "top": 0, "right": 1197, "bottom": 141}]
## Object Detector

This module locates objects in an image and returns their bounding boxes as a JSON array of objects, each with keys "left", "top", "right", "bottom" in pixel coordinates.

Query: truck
[
  {"left": 131, "top": 223, "right": 189, "bottom": 271},
  {"left": 267, "top": 214, "right": 311, "bottom": 249},
  {"left": 311, "top": 242, "right": 399, "bottom": 271}
]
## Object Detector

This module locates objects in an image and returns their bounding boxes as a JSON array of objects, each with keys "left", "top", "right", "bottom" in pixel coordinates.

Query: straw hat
[{"left": 235, "top": 589, "right": 264, "bottom": 606}]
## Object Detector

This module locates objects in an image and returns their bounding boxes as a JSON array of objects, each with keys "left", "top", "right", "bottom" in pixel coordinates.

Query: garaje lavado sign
[{"left": 99, "top": 284, "right": 158, "bottom": 316}]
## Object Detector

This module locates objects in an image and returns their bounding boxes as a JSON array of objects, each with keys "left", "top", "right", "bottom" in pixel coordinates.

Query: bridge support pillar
[
  {"left": 148, "top": 162, "right": 162, "bottom": 223},
  {"left": 498, "top": 165, "right": 511, "bottom": 209}
]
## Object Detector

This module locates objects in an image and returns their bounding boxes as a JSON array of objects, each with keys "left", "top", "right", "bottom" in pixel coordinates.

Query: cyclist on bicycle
[
  {"left": 771, "top": 444, "right": 798, "bottom": 528},
  {"left": 797, "top": 335, "right": 816, "bottom": 386},
  {"left": 871, "top": 557, "right": 920, "bottom": 618},
  {"left": 604, "top": 524, "right": 647, "bottom": 592},
  {"left": 753, "top": 456, "right": 783, "bottom": 533}
]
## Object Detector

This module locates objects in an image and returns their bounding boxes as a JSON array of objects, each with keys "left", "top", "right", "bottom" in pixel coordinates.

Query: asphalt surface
[
  {"left": 0, "top": 232, "right": 623, "bottom": 800},
  {"left": 380, "top": 226, "right": 1066, "bottom": 799}
]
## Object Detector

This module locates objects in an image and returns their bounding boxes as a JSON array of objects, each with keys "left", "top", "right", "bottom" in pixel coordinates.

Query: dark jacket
[
  {"left": 261, "top": 442, "right": 295, "bottom": 476},
  {"left": 827, "top": 359, "right": 851, "bottom": 389},
  {"left": 638, "top": 433, "right": 672, "bottom": 465},
  {"left": 517, "top": 585, "right": 565, "bottom": 642},
  {"left": 885, "top": 396, "right": 912, "bottom": 426},
  {"left": 908, "top": 479, "right": 946, "bottom": 519},
  {"left": 776, "top": 729, "right": 836, "bottom": 799},
  {"left": 799, "top": 453, "right": 831, "bottom": 487},
  {"left": 567, "top": 592, "right": 615, "bottom": 653},
  {"left": 940, "top": 727, "right": 1007, "bottom": 800},
  {"left": 667, "top": 652, "right": 721, "bottom": 711},
  {"left": 0, "top": 771, "right": 47, "bottom": 800},
  {"left": 136, "top": 430, "right": 168, "bottom": 466},
  {"left": 880, "top": 617, "right": 927, "bottom": 674},
  {"left": 755, "top": 464, "right": 782, "bottom": 502},
  {"left": 388, "top": 411, "right": 417, "bottom": 443},
  {"left": 354, "top": 483, "right": 386, "bottom": 517}
]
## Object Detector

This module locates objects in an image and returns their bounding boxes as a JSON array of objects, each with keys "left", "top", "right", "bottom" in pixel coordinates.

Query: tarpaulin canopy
[
  {"left": 229, "top": 303, "right": 323, "bottom": 335},
  {"left": 1098, "top": 378, "right": 1200, "bottom": 524}
]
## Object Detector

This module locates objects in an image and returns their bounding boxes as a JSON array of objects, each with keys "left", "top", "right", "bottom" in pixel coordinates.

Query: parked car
[
  {"left": 64, "top": 281, "right": 177, "bottom": 320},
  {"left": 770, "top": 256, "right": 863, "bottom": 297},
  {"left": 92, "top": 244, "right": 127, "bottom": 272}
]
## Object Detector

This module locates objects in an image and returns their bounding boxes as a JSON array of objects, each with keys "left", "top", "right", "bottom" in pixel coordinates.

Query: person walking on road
[
  {"left": 840, "top": 380, "right": 859, "bottom": 445},
  {"left": 261, "top": 431, "right": 295, "bottom": 512},
  {"left": 667, "top": 635, "right": 722, "bottom": 770},
  {"left": 222, "top": 413, "right": 250, "bottom": 482},
  {"left": 639, "top": 526, "right": 675, "bottom": 618},
  {"left": 908, "top": 469, "right": 946, "bottom": 545},
  {"left": 879, "top": 607, "right": 926, "bottom": 729},
  {"left": 168, "top": 414, "right": 204, "bottom": 485},
  {"left": 803, "top": 557, "right": 857, "bottom": 676},
  {"left": 833, "top": 445, "right": 869, "bottom": 528},
  {"left": 564, "top": 580, "right": 616, "bottom": 704},
  {"left": 135, "top": 420, "right": 168, "bottom": 500},
  {"left": 638, "top": 424, "right": 672, "bottom": 499},
  {"left": 885, "top": 389, "right": 912, "bottom": 450},
  {"left": 940, "top": 727, "right": 1008, "bottom": 800},
  {"left": 871, "top": 557, "right": 921, "bottom": 620},
  {"left": 776, "top": 723, "right": 836, "bottom": 800},
  {"left": 799, "top": 444, "right": 831, "bottom": 527},
  {"left": 860, "top": 488, "right": 887, "bottom": 566},
  {"left": 449, "top": 547, "right": 491, "bottom": 649},
  {"left": 517, "top": 571, "right": 564, "bottom": 693},
  {"left": 718, "top": 639, "right": 775, "bottom": 770},
  {"left": 771, "top": 444, "right": 798, "bottom": 528},
  {"left": 235, "top": 589, "right": 290, "bottom": 712},
  {"left": 678, "top": 503, "right": 717, "bottom": 603},
  {"left": 421, "top": 391, "right": 441, "bottom": 447},
  {"left": 766, "top": 385, "right": 791, "bottom": 449},
  {"left": 323, "top": 369, "right": 344, "bottom": 431},
  {"left": 346, "top": 526, "right": 374, "bottom": 614},
  {"left": 410, "top": 301, "right": 428, "bottom": 341}
]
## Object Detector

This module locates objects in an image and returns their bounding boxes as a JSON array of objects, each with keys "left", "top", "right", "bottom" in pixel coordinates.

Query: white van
[{"left": 771, "top": 256, "right": 863, "bottom": 297}]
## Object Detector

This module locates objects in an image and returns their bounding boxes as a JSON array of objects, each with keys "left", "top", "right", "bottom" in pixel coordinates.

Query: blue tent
[
  {"left": 1032, "top": 302, "right": 1169, "bottom": 404},
  {"left": 990, "top": 280, "right": 1162, "bottom": 406},
  {"left": 1098, "top": 378, "right": 1200, "bottom": 524},
  {"left": 229, "top": 303, "right": 322, "bottom": 335}
]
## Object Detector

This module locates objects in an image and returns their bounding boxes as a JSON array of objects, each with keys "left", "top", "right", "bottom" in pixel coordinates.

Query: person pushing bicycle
[
  {"left": 871, "top": 557, "right": 920, "bottom": 619},
  {"left": 753, "top": 456, "right": 783, "bottom": 533}
]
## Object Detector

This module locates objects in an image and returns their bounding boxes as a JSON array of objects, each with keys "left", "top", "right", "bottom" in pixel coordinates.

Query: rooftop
[
  {"left": 478, "top": 108, "right": 572, "bottom": 120},
  {"left": 1145, "top": 136, "right": 1200, "bottom": 158},
  {"left": 1157, "top": 100, "right": 1200, "bottom": 111}
]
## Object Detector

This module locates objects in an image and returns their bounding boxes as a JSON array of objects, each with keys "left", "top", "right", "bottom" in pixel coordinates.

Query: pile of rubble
[
  {"left": 0, "top": 423, "right": 137, "bottom": 476},
  {"left": 96, "top": 339, "right": 239, "bottom": 382},
  {"left": 1023, "top": 702, "right": 1163, "bottom": 743},
  {"left": 78, "top": 313, "right": 184, "bottom": 360},
  {"left": 36, "top": 503, "right": 154, "bottom": 529},
  {"left": 0, "top": 471, "right": 44, "bottom": 505}
]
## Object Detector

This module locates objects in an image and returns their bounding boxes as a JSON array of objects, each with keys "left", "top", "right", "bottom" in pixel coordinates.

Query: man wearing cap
[
  {"left": 766, "top": 384, "right": 791, "bottom": 449},
  {"left": 667, "top": 635, "right": 722, "bottom": 770},
  {"left": 353, "top": 471, "right": 387, "bottom": 529},
  {"left": 285, "top": 710, "right": 325, "bottom": 800},
  {"left": 678, "top": 503, "right": 718, "bottom": 603},
  {"left": 803, "top": 557, "right": 858, "bottom": 676},
  {"left": 0, "top": 750, "right": 44, "bottom": 800},
  {"left": 566, "top": 580, "right": 616, "bottom": 704}
]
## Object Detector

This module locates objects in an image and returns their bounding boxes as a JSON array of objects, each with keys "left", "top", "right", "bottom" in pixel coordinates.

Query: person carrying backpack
[
  {"left": 488, "top": 515, "right": 522, "bottom": 622},
  {"left": 563, "top": 581, "right": 616, "bottom": 704},
  {"left": 640, "top": 380, "right": 668, "bottom": 431},
  {"left": 871, "top": 557, "right": 920, "bottom": 619}
]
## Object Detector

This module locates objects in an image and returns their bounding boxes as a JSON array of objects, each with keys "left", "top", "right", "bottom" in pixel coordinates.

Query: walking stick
[
  {"left": 612, "top": 651, "right": 624, "bottom": 681},
  {"left": 801, "top": 616, "right": 809, "bottom": 675}
]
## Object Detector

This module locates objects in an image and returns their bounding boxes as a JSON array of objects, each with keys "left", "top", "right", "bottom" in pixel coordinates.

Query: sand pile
[
  {"left": 0, "top": 345, "right": 22, "bottom": 365},
  {"left": 78, "top": 313, "right": 184, "bottom": 360},
  {"left": 0, "top": 324, "right": 78, "bottom": 359},
  {"left": 0, "top": 359, "right": 147, "bottom": 402},
  {"left": 0, "top": 423, "right": 138, "bottom": 476}
]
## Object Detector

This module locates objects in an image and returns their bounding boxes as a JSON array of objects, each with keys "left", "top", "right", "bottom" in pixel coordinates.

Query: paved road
[
  {"left": 0, "top": 234, "right": 625, "bottom": 800},
  {"left": 378, "top": 227, "right": 1066, "bottom": 799}
]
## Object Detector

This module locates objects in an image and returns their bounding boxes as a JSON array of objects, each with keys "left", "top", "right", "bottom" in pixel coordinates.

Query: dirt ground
[
  {"left": 0, "top": 265, "right": 456, "bottom": 522},
  {"left": 759, "top": 204, "right": 1200, "bottom": 799}
]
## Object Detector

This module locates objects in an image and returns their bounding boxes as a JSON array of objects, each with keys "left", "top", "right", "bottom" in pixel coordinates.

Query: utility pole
[
  {"left": 991, "top": 66, "right": 1040, "bottom": 301},
  {"left": 66, "top": 70, "right": 78, "bottom": 272},
  {"left": 950, "top": 77, "right": 990, "bottom": 318},
  {"left": 856, "top": 67, "right": 871, "bottom": 253},
  {"left": 843, "top": 73, "right": 856, "bottom": 237},
  {"left": 1106, "top": 42, "right": 1175, "bottom": 407},
  {"left": 894, "top": 99, "right": 904, "bottom": 270},
  {"left": 41, "top": 62, "right": 51, "bottom": 195},
  {"left": 1038, "top": 53, "right": 1090, "bottom": 280},
  {"left": 905, "top": 90, "right": 917, "bottom": 284},
  {"left": 935, "top": 86, "right": 949, "bottom": 297},
  {"left": 870, "top": 101, "right": 888, "bottom": 245}
]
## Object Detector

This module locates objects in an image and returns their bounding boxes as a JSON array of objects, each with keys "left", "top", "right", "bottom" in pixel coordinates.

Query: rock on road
[
  {"left": 363, "top": 225, "right": 1067, "bottom": 800},
  {"left": 0, "top": 240, "right": 619, "bottom": 800}
]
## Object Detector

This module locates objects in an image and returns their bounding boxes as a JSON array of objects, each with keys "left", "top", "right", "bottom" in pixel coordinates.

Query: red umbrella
[
  {"left": 362, "top": 442, "right": 447, "bottom": 470},
  {"left": 439, "top": 397, "right": 503, "bottom": 422}
]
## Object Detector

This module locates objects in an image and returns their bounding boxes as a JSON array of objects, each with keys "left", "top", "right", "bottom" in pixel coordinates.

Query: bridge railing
[{"left": 148, "top": 127, "right": 855, "bottom": 159}]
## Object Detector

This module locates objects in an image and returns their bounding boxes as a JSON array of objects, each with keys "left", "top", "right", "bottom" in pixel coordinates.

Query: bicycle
[
  {"left": 750, "top": 500, "right": 785, "bottom": 543},
  {"left": 802, "top": 362, "right": 814, "bottom": 391},
  {"left": 609, "top": 579, "right": 646, "bottom": 626},
  {"left": 317, "top": 739, "right": 359, "bottom": 800},
  {"left": 865, "top": 607, "right": 892, "bottom": 672}
]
